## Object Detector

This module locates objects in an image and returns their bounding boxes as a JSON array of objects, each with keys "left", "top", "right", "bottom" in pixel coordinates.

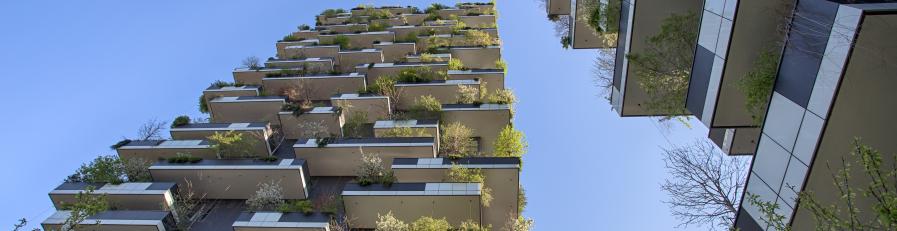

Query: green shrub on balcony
[
  {"left": 445, "top": 164, "right": 492, "bottom": 207},
  {"left": 493, "top": 125, "right": 527, "bottom": 158},
  {"left": 282, "top": 34, "right": 302, "bottom": 42},
  {"left": 278, "top": 200, "right": 314, "bottom": 215},
  {"left": 738, "top": 50, "right": 778, "bottom": 125},
  {"left": 297, "top": 24, "right": 311, "bottom": 31},
  {"left": 167, "top": 153, "right": 202, "bottom": 164},
  {"left": 355, "top": 152, "right": 396, "bottom": 186},
  {"left": 380, "top": 127, "right": 431, "bottom": 137},
  {"left": 329, "top": 35, "right": 351, "bottom": 49},
  {"left": 209, "top": 131, "right": 257, "bottom": 159},
  {"left": 626, "top": 12, "right": 698, "bottom": 120},
  {"left": 368, "top": 22, "right": 387, "bottom": 32},
  {"left": 171, "top": 115, "right": 190, "bottom": 128},
  {"left": 410, "top": 217, "right": 452, "bottom": 231},
  {"left": 198, "top": 95, "right": 210, "bottom": 114},
  {"left": 321, "top": 8, "right": 346, "bottom": 18},
  {"left": 410, "top": 95, "right": 442, "bottom": 119},
  {"left": 448, "top": 58, "right": 466, "bottom": 70},
  {"left": 396, "top": 66, "right": 441, "bottom": 83}
]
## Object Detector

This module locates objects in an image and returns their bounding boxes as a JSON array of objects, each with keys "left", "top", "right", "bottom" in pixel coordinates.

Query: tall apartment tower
[{"left": 41, "top": 3, "right": 525, "bottom": 231}]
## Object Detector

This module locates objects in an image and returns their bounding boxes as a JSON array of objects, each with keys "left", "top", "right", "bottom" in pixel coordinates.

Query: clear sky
[{"left": 0, "top": 1, "right": 710, "bottom": 230}]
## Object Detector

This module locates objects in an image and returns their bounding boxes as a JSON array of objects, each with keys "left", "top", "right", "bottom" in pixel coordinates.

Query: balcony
[
  {"left": 392, "top": 157, "right": 520, "bottom": 228},
  {"left": 338, "top": 48, "right": 385, "bottom": 72},
  {"left": 208, "top": 96, "right": 286, "bottom": 125},
  {"left": 611, "top": 0, "right": 701, "bottom": 116},
  {"left": 293, "top": 137, "right": 437, "bottom": 176},
  {"left": 316, "top": 23, "right": 367, "bottom": 34},
  {"left": 279, "top": 107, "right": 345, "bottom": 139},
  {"left": 395, "top": 79, "right": 480, "bottom": 110},
  {"left": 233, "top": 67, "right": 307, "bottom": 86},
  {"left": 449, "top": 45, "right": 501, "bottom": 69},
  {"left": 342, "top": 183, "right": 482, "bottom": 229},
  {"left": 404, "top": 53, "right": 451, "bottom": 62},
  {"left": 289, "top": 30, "right": 320, "bottom": 40},
  {"left": 373, "top": 119, "right": 439, "bottom": 138},
  {"left": 262, "top": 72, "right": 366, "bottom": 100},
  {"left": 401, "top": 14, "right": 430, "bottom": 25},
  {"left": 149, "top": 158, "right": 310, "bottom": 199},
  {"left": 371, "top": 17, "right": 406, "bottom": 27},
  {"left": 203, "top": 85, "right": 260, "bottom": 102},
  {"left": 442, "top": 104, "right": 512, "bottom": 154},
  {"left": 459, "top": 15, "right": 496, "bottom": 28},
  {"left": 278, "top": 45, "right": 339, "bottom": 61},
  {"left": 170, "top": 122, "right": 276, "bottom": 155},
  {"left": 276, "top": 39, "right": 321, "bottom": 57},
  {"left": 350, "top": 6, "right": 414, "bottom": 16},
  {"left": 116, "top": 139, "right": 215, "bottom": 160},
  {"left": 264, "top": 57, "right": 334, "bottom": 71},
  {"left": 42, "top": 210, "right": 176, "bottom": 231},
  {"left": 388, "top": 25, "right": 453, "bottom": 39},
  {"left": 356, "top": 62, "right": 449, "bottom": 85},
  {"left": 373, "top": 42, "right": 417, "bottom": 62},
  {"left": 232, "top": 212, "right": 330, "bottom": 231},
  {"left": 49, "top": 182, "right": 176, "bottom": 211},
  {"left": 318, "top": 31, "right": 395, "bottom": 49},
  {"left": 546, "top": 0, "right": 572, "bottom": 15},
  {"left": 447, "top": 69, "right": 505, "bottom": 93},
  {"left": 331, "top": 93, "right": 391, "bottom": 123}
]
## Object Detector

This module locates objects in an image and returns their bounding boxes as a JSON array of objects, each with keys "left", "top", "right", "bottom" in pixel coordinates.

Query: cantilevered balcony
[
  {"left": 342, "top": 183, "right": 482, "bottom": 229},
  {"left": 202, "top": 85, "right": 260, "bottom": 103},
  {"left": 388, "top": 25, "right": 453, "bottom": 39},
  {"left": 265, "top": 57, "right": 335, "bottom": 71},
  {"left": 208, "top": 96, "right": 286, "bottom": 125},
  {"left": 392, "top": 157, "right": 521, "bottom": 228},
  {"left": 49, "top": 182, "right": 176, "bottom": 211},
  {"left": 279, "top": 45, "right": 339, "bottom": 61},
  {"left": 263, "top": 72, "right": 366, "bottom": 100},
  {"left": 233, "top": 67, "right": 310, "bottom": 86},
  {"left": 350, "top": 6, "right": 415, "bottom": 16},
  {"left": 293, "top": 137, "right": 437, "bottom": 176},
  {"left": 149, "top": 158, "right": 310, "bottom": 199},
  {"left": 374, "top": 42, "right": 417, "bottom": 62},
  {"left": 448, "top": 45, "right": 501, "bottom": 69},
  {"left": 371, "top": 17, "right": 407, "bottom": 27},
  {"left": 279, "top": 107, "right": 345, "bottom": 139},
  {"left": 316, "top": 23, "right": 368, "bottom": 34},
  {"left": 611, "top": 0, "right": 702, "bottom": 116},
  {"left": 276, "top": 40, "right": 322, "bottom": 58},
  {"left": 355, "top": 62, "right": 449, "bottom": 85},
  {"left": 459, "top": 14, "right": 496, "bottom": 28},
  {"left": 319, "top": 31, "right": 395, "bottom": 49},
  {"left": 170, "top": 122, "right": 276, "bottom": 155},
  {"left": 42, "top": 210, "right": 176, "bottom": 231},
  {"left": 116, "top": 139, "right": 215, "bottom": 160},
  {"left": 373, "top": 119, "right": 439, "bottom": 138},
  {"left": 331, "top": 93, "right": 391, "bottom": 123},
  {"left": 447, "top": 69, "right": 505, "bottom": 92},
  {"left": 442, "top": 104, "right": 512, "bottom": 154},
  {"left": 395, "top": 79, "right": 481, "bottom": 110},
  {"left": 232, "top": 212, "right": 330, "bottom": 231},
  {"left": 401, "top": 14, "right": 430, "bottom": 26},
  {"left": 338, "top": 48, "right": 385, "bottom": 72}
]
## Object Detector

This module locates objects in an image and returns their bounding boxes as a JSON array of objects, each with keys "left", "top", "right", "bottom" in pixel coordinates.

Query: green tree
[
  {"left": 61, "top": 186, "right": 109, "bottom": 230},
  {"left": 440, "top": 122, "right": 473, "bottom": 158},
  {"left": 409, "top": 217, "right": 451, "bottom": 231},
  {"left": 626, "top": 12, "right": 698, "bottom": 120},
  {"left": 446, "top": 164, "right": 493, "bottom": 207},
  {"left": 208, "top": 131, "right": 257, "bottom": 159},
  {"left": 376, "top": 211, "right": 408, "bottom": 231},
  {"left": 342, "top": 111, "right": 369, "bottom": 138},
  {"left": 409, "top": 95, "right": 442, "bottom": 119},
  {"left": 380, "top": 127, "right": 430, "bottom": 137},
  {"left": 738, "top": 49, "right": 779, "bottom": 125},
  {"left": 65, "top": 155, "right": 126, "bottom": 184},
  {"left": 493, "top": 125, "right": 527, "bottom": 157}
]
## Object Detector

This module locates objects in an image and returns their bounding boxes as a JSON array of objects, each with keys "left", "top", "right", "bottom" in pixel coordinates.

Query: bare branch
[{"left": 137, "top": 119, "right": 168, "bottom": 141}]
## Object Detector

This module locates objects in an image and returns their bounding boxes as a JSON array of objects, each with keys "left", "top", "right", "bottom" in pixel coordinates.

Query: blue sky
[{"left": 0, "top": 1, "right": 710, "bottom": 230}]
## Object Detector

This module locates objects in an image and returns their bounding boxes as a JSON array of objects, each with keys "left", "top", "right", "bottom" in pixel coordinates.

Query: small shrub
[
  {"left": 368, "top": 22, "right": 387, "bottom": 32},
  {"left": 493, "top": 125, "right": 527, "bottom": 157},
  {"left": 440, "top": 122, "right": 473, "bottom": 159},
  {"left": 738, "top": 50, "right": 778, "bottom": 125},
  {"left": 398, "top": 31, "right": 419, "bottom": 43},
  {"left": 315, "top": 137, "right": 334, "bottom": 148},
  {"left": 242, "top": 56, "right": 262, "bottom": 70},
  {"left": 425, "top": 3, "right": 449, "bottom": 14},
  {"left": 376, "top": 212, "right": 408, "bottom": 231},
  {"left": 167, "top": 153, "right": 202, "bottom": 164},
  {"left": 380, "top": 127, "right": 431, "bottom": 137},
  {"left": 488, "top": 89, "right": 516, "bottom": 104},
  {"left": 198, "top": 95, "right": 210, "bottom": 114},
  {"left": 282, "top": 34, "right": 301, "bottom": 42},
  {"left": 409, "top": 216, "right": 451, "bottom": 231},
  {"left": 321, "top": 8, "right": 346, "bottom": 18},
  {"left": 331, "top": 35, "right": 350, "bottom": 49},
  {"left": 246, "top": 181, "right": 285, "bottom": 211},
  {"left": 171, "top": 115, "right": 190, "bottom": 128},
  {"left": 396, "top": 67, "right": 440, "bottom": 83},
  {"left": 278, "top": 200, "right": 314, "bottom": 215},
  {"left": 457, "top": 84, "right": 478, "bottom": 104},
  {"left": 460, "top": 220, "right": 491, "bottom": 231},
  {"left": 342, "top": 111, "right": 368, "bottom": 138},
  {"left": 448, "top": 58, "right": 466, "bottom": 70},
  {"left": 495, "top": 58, "right": 507, "bottom": 70},
  {"left": 355, "top": 152, "right": 395, "bottom": 186},
  {"left": 208, "top": 131, "right": 257, "bottom": 158},
  {"left": 298, "top": 24, "right": 311, "bottom": 30}
]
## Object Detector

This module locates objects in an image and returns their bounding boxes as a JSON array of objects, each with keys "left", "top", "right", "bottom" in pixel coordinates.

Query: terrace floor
[{"left": 190, "top": 199, "right": 245, "bottom": 231}]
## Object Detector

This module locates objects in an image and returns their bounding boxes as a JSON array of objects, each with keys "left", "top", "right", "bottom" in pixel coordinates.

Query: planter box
[
  {"left": 116, "top": 139, "right": 216, "bottom": 160},
  {"left": 319, "top": 31, "right": 395, "bottom": 49},
  {"left": 49, "top": 182, "right": 176, "bottom": 212},
  {"left": 338, "top": 49, "right": 385, "bottom": 72},
  {"left": 447, "top": 69, "right": 505, "bottom": 93},
  {"left": 395, "top": 80, "right": 480, "bottom": 110},
  {"left": 292, "top": 137, "right": 437, "bottom": 176},
  {"left": 278, "top": 107, "right": 345, "bottom": 140},
  {"left": 279, "top": 45, "right": 339, "bottom": 62},
  {"left": 209, "top": 96, "right": 286, "bottom": 126},
  {"left": 265, "top": 57, "right": 334, "bottom": 71},
  {"left": 203, "top": 85, "right": 260, "bottom": 102},
  {"left": 149, "top": 159, "right": 310, "bottom": 199},
  {"left": 373, "top": 119, "right": 439, "bottom": 138},
  {"left": 392, "top": 157, "right": 520, "bottom": 229},
  {"left": 441, "top": 104, "right": 512, "bottom": 155},
  {"left": 342, "top": 183, "right": 482, "bottom": 229},
  {"left": 262, "top": 73, "right": 366, "bottom": 100},
  {"left": 331, "top": 93, "right": 391, "bottom": 123},
  {"left": 373, "top": 42, "right": 417, "bottom": 62},
  {"left": 42, "top": 210, "right": 176, "bottom": 231},
  {"left": 170, "top": 122, "right": 276, "bottom": 155},
  {"left": 232, "top": 212, "right": 330, "bottom": 231},
  {"left": 459, "top": 15, "right": 496, "bottom": 28}
]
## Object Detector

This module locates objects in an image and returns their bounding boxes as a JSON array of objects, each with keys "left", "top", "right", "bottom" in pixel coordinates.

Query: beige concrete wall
[
  {"left": 371, "top": 18, "right": 405, "bottom": 27},
  {"left": 265, "top": 60, "right": 333, "bottom": 71},
  {"left": 374, "top": 43, "right": 417, "bottom": 62},
  {"left": 338, "top": 51, "right": 385, "bottom": 72},
  {"left": 150, "top": 168, "right": 307, "bottom": 199},
  {"left": 290, "top": 31, "right": 320, "bottom": 40},
  {"left": 209, "top": 101, "right": 284, "bottom": 126},
  {"left": 278, "top": 112, "right": 344, "bottom": 139},
  {"left": 51, "top": 193, "right": 172, "bottom": 211},
  {"left": 203, "top": 89, "right": 258, "bottom": 102},
  {"left": 396, "top": 83, "right": 478, "bottom": 110},
  {"left": 392, "top": 168, "right": 519, "bottom": 229},
  {"left": 547, "top": 0, "right": 572, "bottom": 15},
  {"left": 319, "top": 24, "right": 367, "bottom": 34},
  {"left": 373, "top": 127, "right": 437, "bottom": 138},
  {"left": 320, "top": 33, "right": 395, "bottom": 49},
  {"left": 42, "top": 224, "right": 162, "bottom": 231},
  {"left": 279, "top": 46, "right": 339, "bottom": 63},
  {"left": 344, "top": 195, "right": 480, "bottom": 229},
  {"left": 459, "top": 15, "right": 496, "bottom": 28},
  {"left": 294, "top": 145, "right": 436, "bottom": 176},
  {"left": 262, "top": 76, "right": 365, "bottom": 100},
  {"left": 332, "top": 98, "right": 391, "bottom": 123},
  {"left": 364, "top": 64, "right": 448, "bottom": 86},
  {"left": 389, "top": 26, "right": 453, "bottom": 40},
  {"left": 117, "top": 147, "right": 217, "bottom": 161},
  {"left": 442, "top": 109, "right": 511, "bottom": 155},
  {"left": 451, "top": 47, "right": 501, "bottom": 69},
  {"left": 402, "top": 14, "right": 429, "bottom": 26},
  {"left": 233, "top": 70, "right": 276, "bottom": 86}
]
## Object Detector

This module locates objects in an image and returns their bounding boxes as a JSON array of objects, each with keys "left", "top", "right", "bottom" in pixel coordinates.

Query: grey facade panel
[
  {"left": 613, "top": 0, "right": 632, "bottom": 91},
  {"left": 774, "top": 0, "right": 839, "bottom": 107},
  {"left": 687, "top": 46, "right": 716, "bottom": 120}
]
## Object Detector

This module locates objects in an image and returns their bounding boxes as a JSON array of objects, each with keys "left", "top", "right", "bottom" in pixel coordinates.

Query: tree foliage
[
  {"left": 626, "top": 12, "right": 698, "bottom": 119},
  {"left": 409, "top": 217, "right": 451, "bottom": 231},
  {"left": 60, "top": 186, "right": 109, "bottom": 230},
  {"left": 342, "top": 111, "right": 369, "bottom": 138},
  {"left": 446, "top": 165, "right": 492, "bottom": 207},
  {"left": 65, "top": 155, "right": 152, "bottom": 184},
  {"left": 356, "top": 151, "right": 395, "bottom": 186},
  {"left": 208, "top": 131, "right": 257, "bottom": 159},
  {"left": 440, "top": 122, "right": 474, "bottom": 158},
  {"left": 493, "top": 125, "right": 527, "bottom": 158},
  {"left": 738, "top": 49, "right": 778, "bottom": 125},
  {"left": 246, "top": 180, "right": 285, "bottom": 211},
  {"left": 380, "top": 126, "right": 430, "bottom": 137},
  {"left": 376, "top": 211, "right": 408, "bottom": 231},
  {"left": 410, "top": 95, "right": 442, "bottom": 119}
]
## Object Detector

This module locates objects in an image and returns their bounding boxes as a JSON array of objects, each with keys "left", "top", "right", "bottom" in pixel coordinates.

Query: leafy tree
[
  {"left": 376, "top": 211, "right": 408, "bottom": 231},
  {"left": 457, "top": 84, "right": 479, "bottom": 104},
  {"left": 449, "top": 58, "right": 466, "bottom": 70},
  {"left": 208, "top": 131, "right": 257, "bottom": 158},
  {"left": 459, "top": 220, "right": 491, "bottom": 231},
  {"left": 488, "top": 89, "right": 516, "bottom": 104},
  {"left": 330, "top": 35, "right": 351, "bottom": 49},
  {"left": 409, "top": 95, "right": 442, "bottom": 119},
  {"left": 342, "top": 111, "right": 369, "bottom": 138},
  {"left": 171, "top": 115, "right": 190, "bottom": 128},
  {"left": 246, "top": 180, "right": 285, "bottom": 211},
  {"left": 504, "top": 216, "right": 534, "bottom": 231},
  {"left": 356, "top": 151, "right": 395, "bottom": 186},
  {"left": 738, "top": 49, "right": 778, "bottom": 125},
  {"left": 440, "top": 122, "right": 474, "bottom": 158},
  {"left": 626, "top": 12, "right": 698, "bottom": 119},
  {"left": 198, "top": 94, "right": 210, "bottom": 114},
  {"left": 493, "top": 125, "right": 527, "bottom": 157},
  {"left": 121, "top": 157, "right": 152, "bottom": 182},
  {"left": 519, "top": 186, "right": 528, "bottom": 213},
  {"left": 60, "top": 186, "right": 109, "bottom": 230},
  {"left": 66, "top": 155, "right": 127, "bottom": 184},
  {"left": 409, "top": 217, "right": 451, "bottom": 231},
  {"left": 380, "top": 127, "right": 430, "bottom": 137}
]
